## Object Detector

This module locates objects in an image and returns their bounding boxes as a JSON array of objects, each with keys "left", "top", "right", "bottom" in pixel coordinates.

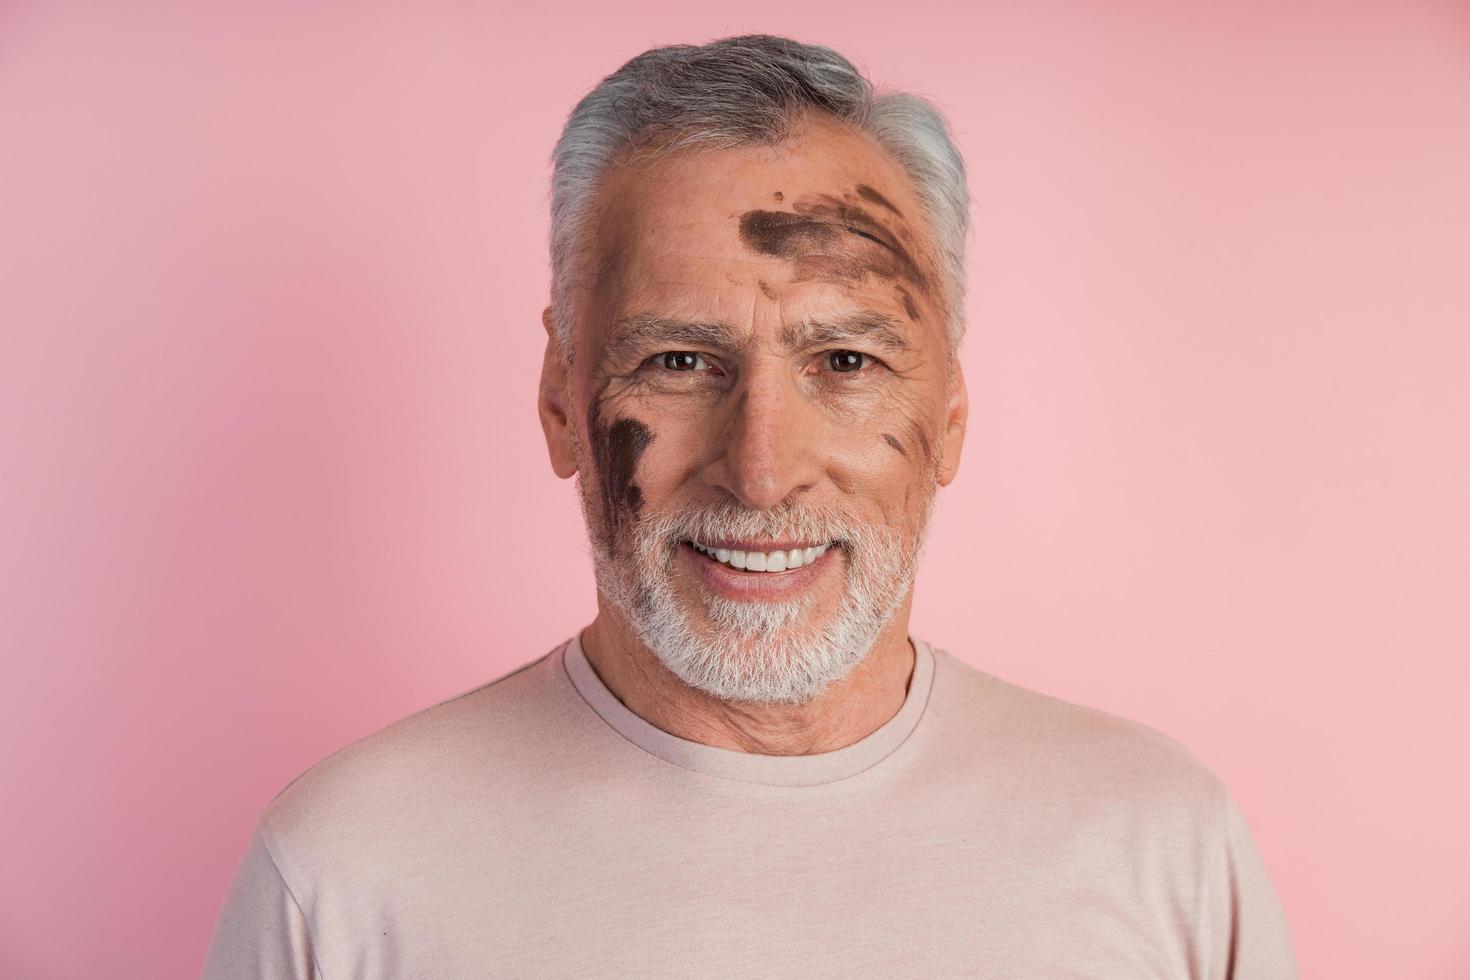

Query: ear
[
  {"left": 538, "top": 305, "right": 579, "bottom": 480},
  {"left": 936, "top": 356, "right": 968, "bottom": 487}
]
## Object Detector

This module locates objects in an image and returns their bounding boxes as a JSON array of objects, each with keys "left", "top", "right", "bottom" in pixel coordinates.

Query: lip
[
  {"left": 691, "top": 538, "right": 831, "bottom": 553},
  {"left": 678, "top": 540, "right": 838, "bottom": 601}
]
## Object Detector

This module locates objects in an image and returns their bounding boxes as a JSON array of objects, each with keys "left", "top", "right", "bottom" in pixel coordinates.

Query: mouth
[
  {"left": 676, "top": 537, "right": 840, "bottom": 601},
  {"left": 684, "top": 539, "right": 834, "bottom": 573}
]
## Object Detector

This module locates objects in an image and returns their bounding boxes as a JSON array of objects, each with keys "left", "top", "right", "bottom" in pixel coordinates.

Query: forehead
[{"left": 581, "top": 115, "right": 944, "bottom": 352}]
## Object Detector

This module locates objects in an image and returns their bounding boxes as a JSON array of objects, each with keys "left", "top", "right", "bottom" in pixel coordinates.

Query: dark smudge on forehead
[
  {"left": 737, "top": 187, "right": 930, "bottom": 296},
  {"left": 856, "top": 184, "right": 902, "bottom": 217},
  {"left": 882, "top": 432, "right": 908, "bottom": 457},
  {"left": 772, "top": 190, "right": 784, "bottom": 202},
  {"left": 896, "top": 286, "right": 920, "bottom": 321}
]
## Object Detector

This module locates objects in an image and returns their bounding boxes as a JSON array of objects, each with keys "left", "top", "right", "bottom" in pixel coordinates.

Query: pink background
[{"left": 2, "top": 2, "right": 1467, "bottom": 977}]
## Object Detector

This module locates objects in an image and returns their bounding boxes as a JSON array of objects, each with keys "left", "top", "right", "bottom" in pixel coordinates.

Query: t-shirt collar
[{"left": 560, "top": 626, "right": 935, "bottom": 786}]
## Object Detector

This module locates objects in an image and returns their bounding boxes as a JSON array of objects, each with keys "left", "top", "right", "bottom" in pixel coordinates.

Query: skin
[{"left": 537, "top": 111, "right": 968, "bottom": 755}]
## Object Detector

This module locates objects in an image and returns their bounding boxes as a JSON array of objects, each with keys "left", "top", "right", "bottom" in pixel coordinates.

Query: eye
[
  {"left": 652, "top": 351, "right": 713, "bottom": 372},
  {"left": 827, "top": 350, "right": 871, "bottom": 373}
]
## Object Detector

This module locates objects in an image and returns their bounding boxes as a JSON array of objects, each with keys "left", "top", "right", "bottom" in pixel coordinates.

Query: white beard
[{"left": 579, "top": 488, "right": 937, "bottom": 705}]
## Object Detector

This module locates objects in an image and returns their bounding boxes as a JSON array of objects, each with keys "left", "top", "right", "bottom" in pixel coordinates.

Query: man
[{"left": 204, "top": 34, "right": 1297, "bottom": 978}]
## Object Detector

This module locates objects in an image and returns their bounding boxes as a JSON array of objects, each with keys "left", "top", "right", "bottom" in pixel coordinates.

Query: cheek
[
  {"left": 822, "top": 387, "right": 938, "bottom": 511},
  {"left": 830, "top": 384, "right": 932, "bottom": 458},
  {"left": 583, "top": 379, "right": 659, "bottom": 530},
  {"left": 585, "top": 410, "right": 652, "bottom": 524},
  {"left": 600, "top": 410, "right": 704, "bottom": 504},
  {"left": 590, "top": 374, "right": 941, "bottom": 517}
]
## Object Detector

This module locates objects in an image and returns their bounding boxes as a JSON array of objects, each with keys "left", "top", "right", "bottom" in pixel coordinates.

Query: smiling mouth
[{"left": 685, "top": 540, "right": 833, "bottom": 573}]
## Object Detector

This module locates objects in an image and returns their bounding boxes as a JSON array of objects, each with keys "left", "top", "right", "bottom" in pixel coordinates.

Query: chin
[
  {"left": 593, "top": 496, "right": 927, "bottom": 703},
  {"left": 631, "top": 589, "right": 892, "bottom": 706}
]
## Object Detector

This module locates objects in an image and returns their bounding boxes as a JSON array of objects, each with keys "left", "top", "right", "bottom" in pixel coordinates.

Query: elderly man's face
[{"left": 541, "top": 113, "right": 967, "bottom": 703}]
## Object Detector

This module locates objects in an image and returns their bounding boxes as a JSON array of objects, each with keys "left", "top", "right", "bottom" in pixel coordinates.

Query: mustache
[{"left": 631, "top": 498, "right": 889, "bottom": 552}]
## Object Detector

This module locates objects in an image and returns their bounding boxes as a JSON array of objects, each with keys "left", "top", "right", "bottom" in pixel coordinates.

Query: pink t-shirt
[{"left": 203, "top": 630, "right": 1297, "bottom": 977}]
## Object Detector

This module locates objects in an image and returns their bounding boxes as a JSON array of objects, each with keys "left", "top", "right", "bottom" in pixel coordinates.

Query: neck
[{"left": 579, "top": 597, "right": 917, "bottom": 756}]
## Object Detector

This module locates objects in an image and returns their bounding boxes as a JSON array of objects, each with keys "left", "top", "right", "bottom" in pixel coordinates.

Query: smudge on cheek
[
  {"left": 772, "top": 190, "right": 784, "bottom": 202},
  {"left": 906, "top": 417, "right": 934, "bottom": 472},
  {"left": 607, "top": 418, "right": 651, "bottom": 515},
  {"left": 873, "top": 390, "right": 940, "bottom": 481},
  {"left": 587, "top": 402, "right": 653, "bottom": 535}
]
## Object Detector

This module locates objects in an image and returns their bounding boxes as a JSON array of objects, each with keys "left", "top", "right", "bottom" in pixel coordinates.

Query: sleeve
[
  {"left": 1204, "top": 785, "right": 1298, "bottom": 979},
  {"left": 201, "top": 824, "right": 321, "bottom": 980}
]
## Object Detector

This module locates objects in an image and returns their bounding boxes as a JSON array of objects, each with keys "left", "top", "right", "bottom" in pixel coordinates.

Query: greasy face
[{"left": 539, "top": 113, "right": 968, "bottom": 704}]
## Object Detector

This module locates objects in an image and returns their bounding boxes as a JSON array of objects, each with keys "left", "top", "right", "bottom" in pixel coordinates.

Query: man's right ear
[{"left": 537, "top": 306, "right": 579, "bottom": 480}]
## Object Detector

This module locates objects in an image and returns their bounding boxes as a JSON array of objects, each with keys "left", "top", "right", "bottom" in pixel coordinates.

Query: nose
[{"left": 708, "top": 358, "right": 823, "bottom": 511}]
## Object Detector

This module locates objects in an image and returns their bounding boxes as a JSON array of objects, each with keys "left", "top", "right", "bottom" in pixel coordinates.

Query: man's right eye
[{"left": 652, "top": 351, "right": 712, "bottom": 371}]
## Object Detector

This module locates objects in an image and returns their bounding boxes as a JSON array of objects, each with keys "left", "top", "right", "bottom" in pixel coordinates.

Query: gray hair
[{"left": 547, "top": 34, "right": 971, "bottom": 362}]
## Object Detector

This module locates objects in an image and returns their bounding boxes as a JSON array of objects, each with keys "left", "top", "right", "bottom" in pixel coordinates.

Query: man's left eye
[
  {"left": 654, "top": 351, "right": 712, "bottom": 371},
  {"left": 827, "top": 350, "right": 870, "bottom": 373}
]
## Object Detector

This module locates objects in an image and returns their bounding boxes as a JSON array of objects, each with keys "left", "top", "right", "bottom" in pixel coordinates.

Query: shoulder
[
  {"left": 924, "top": 644, "right": 1227, "bottom": 816},
  {"left": 256, "top": 642, "right": 576, "bottom": 854}
]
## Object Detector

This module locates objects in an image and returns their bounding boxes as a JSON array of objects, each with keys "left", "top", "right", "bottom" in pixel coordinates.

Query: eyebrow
[
  {"left": 603, "top": 315, "right": 751, "bottom": 365},
  {"left": 779, "top": 311, "right": 917, "bottom": 356},
  {"left": 604, "top": 310, "right": 916, "bottom": 363}
]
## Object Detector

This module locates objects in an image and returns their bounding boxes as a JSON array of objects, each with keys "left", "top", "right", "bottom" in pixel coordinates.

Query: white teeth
[{"left": 690, "top": 541, "right": 831, "bottom": 573}]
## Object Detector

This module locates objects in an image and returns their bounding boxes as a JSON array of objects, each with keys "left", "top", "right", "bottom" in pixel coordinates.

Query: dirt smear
[
  {"left": 737, "top": 187, "right": 930, "bottom": 295},
  {"left": 587, "top": 405, "right": 652, "bottom": 539}
]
